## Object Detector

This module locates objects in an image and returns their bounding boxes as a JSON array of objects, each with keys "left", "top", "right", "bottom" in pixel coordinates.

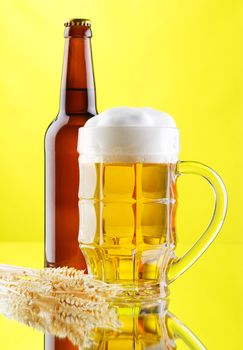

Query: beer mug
[{"left": 77, "top": 107, "right": 227, "bottom": 299}]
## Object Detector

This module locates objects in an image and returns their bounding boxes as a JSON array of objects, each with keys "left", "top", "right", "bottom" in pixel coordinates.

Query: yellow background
[{"left": 0, "top": 0, "right": 242, "bottom": 349}]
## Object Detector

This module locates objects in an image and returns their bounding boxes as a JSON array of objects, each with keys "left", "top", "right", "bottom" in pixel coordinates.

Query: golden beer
[{"left": 79, "top": 161, "right": 177, "bottom": 296}]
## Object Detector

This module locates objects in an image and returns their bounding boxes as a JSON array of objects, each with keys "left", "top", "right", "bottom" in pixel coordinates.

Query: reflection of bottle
[
  {"left": 45, "top": 18, "right": 97, "bottom": 269},
  {"left": 44, "top": 18, "right": 97, "bottom": 350}
]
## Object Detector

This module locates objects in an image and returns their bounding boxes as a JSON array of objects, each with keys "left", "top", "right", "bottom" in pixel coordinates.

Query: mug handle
[
  {"left": 168, "top": 161, "right": 227, "bottom": 283},
  {"left": 167, "top": 312, "right": 207, "bottom": 349}
]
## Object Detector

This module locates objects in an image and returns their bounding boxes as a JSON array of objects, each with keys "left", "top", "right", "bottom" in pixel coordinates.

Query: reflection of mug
[
  {"left": 94, "top": 301, "right": 206, "bottom": 350},
  {"left": 78, "top": 110, "right": 227, "bottom": 299}
]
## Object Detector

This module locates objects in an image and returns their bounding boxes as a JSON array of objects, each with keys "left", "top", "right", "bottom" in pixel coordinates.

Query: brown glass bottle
[{"left": 44, "top": 19, "right": 97, "bottom": 350}]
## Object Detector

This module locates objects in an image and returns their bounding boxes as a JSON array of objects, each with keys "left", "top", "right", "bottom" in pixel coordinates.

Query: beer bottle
[
  {"left": 44, "top": 18, "right": 97, "bottom": 350},
  {"left": 45, "top": 18, "right": 97, "bottom": 270}
]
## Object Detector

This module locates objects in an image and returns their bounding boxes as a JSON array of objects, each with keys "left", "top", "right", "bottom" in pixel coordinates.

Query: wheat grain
[{"left": 0, "top": 265, "right": 121, "bottom": 349}]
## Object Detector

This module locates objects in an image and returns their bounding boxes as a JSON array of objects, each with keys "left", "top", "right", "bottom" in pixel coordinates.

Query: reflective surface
[{"left": 0, "top": 242, "right": 242, "bottom": 349}]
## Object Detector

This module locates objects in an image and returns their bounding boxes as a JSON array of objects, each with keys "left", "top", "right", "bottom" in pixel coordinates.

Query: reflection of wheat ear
[{"left": 0, "top": 265, "right": 121, "bottom": 349}]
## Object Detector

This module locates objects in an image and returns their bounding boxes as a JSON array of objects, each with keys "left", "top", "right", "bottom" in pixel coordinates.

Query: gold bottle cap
[{"left": 64, "top": 18, "right": 91, "bottom": 27}]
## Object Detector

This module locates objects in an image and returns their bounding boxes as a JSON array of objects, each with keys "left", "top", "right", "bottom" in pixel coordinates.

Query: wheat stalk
[{"left": 0, "top": 265, "right": 121, "bottom": 349}]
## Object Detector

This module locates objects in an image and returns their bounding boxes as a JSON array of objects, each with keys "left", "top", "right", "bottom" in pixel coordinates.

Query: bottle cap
[{"left": 64, "top": 18, "right": 91, "bottom": 27}]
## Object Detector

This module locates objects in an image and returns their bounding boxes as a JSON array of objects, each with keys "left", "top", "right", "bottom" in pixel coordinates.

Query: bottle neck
[{"left": 59, "top": 27, "right": 97, "bottom": 116}]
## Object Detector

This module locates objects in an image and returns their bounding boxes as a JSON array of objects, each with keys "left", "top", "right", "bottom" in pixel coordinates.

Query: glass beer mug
[{"left": 77, "top": 107, "right": 227, "bottom": 299}]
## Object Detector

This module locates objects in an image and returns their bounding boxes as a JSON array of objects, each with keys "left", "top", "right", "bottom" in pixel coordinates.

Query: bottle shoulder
[
  {"left": 46, "top": 113, "right": 94, "bottom": 135},
  {"left": 45, "top": 115, "right": 68, "bottom": 138},
  {"left": 45, "top": 113, "right": 95, "bottom": 152}
]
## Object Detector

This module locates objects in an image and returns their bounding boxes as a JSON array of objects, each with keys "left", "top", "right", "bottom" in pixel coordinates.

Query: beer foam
[{"left": 78, "top": 107, "right": 179, "bottom": 163}]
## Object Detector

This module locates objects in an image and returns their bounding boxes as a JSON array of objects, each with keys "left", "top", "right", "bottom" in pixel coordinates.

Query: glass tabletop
[{"left": 0, "top": 241, "right": 242, "bottom": 349}]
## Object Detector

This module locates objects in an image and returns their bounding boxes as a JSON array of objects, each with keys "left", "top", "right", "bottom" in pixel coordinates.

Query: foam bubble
[
  {"left": 78, "top": 107, "right": 179, "bottom": 163},
  {"left": 84, "top": 107, "right": 176, "bottom": 128}
]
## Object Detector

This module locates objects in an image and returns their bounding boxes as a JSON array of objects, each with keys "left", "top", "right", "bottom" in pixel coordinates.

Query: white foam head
[{"left": 78, "top": 107, "right": 180, "bottom": 163}]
